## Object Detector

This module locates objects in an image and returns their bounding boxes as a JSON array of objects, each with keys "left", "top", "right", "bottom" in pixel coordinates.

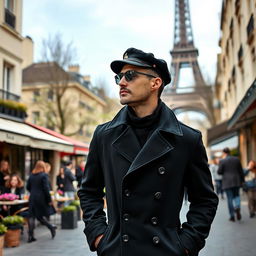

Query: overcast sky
[{"left": 22, "top": 0, "right": 223, "bottom": 97}]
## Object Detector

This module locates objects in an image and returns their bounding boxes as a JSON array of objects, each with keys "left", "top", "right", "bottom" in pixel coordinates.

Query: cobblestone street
[{"left": 4, "top": 194, "right": 255, "bottom": 256}]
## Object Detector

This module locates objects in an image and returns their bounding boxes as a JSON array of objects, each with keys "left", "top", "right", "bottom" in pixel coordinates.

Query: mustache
[{"left": 120, "top": 88, "right": 131, "bottom": 93}]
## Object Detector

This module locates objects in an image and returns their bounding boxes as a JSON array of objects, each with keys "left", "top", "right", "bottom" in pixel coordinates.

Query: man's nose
[{"left": 119, "top": 76, "right": 127, "bottom": 87}]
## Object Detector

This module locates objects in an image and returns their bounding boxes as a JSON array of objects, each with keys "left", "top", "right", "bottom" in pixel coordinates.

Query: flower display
[
  {"left": 57, "top": 189, "right": 64, "bottom": 196},
  {"left": 0, "top": 193, "right": 19, "bottom": 201}
]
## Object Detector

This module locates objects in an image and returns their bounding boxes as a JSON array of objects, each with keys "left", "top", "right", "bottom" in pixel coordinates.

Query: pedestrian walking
[
  {"left": 243, "top": 160, "right": 256, "bottom": 218},
  {"left": 63, "top": 161, "right": 76, "bottom": 204},
  {"left": 78, "top": 48, "right": 218, "bottom": 256},
  {"left": 209, "top": 157, "right": 224, "bottom": 199},
  {"left": 218, "top": 147, "right": 244, "bottom": 222},
  {"left": 56, "top": 166, "right": 65, "bottom": 195},
  {"left": 75, "top": 160, "right": 85, "bottom": 188},
  {"left": 26, "top": 160, "right": 57, "bottom": 243}
]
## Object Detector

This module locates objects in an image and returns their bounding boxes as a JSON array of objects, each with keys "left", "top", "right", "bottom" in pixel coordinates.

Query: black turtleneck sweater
[{"left": 127, "top": 101, "right": 163, "bottom": 147}]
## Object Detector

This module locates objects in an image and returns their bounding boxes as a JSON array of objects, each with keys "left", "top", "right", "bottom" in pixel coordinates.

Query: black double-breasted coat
[{"left": 78, "top": 103, "right": 218, "bottom": 256}]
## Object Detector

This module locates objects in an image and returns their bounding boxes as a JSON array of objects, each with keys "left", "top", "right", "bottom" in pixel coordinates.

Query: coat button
[
  {"left": 151, "top": 217, "right": 158, "bottom": 225},
  {"left": 123, "top": 213, "right": 130, "bottom": 221},
  {"left": 124, "top": 189, "right": 131, "bottom": 197},
  {"left": 152, "top": 236, "right": 160, "bottom": 245},
  {"left": 154, "top": 192, "right": 162, "bottom": 200},
  {"left": 158, "top": 167, "right": 166, "bottom": 175},
  {"left": 122, "top": 234, "right": 129, "bottom": 242}
]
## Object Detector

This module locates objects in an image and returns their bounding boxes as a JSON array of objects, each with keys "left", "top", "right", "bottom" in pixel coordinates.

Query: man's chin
[
  {"left": 119, "top": 97, "right": 130, "bottom": 105},
  {"left": 120, "top": 99, "right": 127, "bottom": 105}
]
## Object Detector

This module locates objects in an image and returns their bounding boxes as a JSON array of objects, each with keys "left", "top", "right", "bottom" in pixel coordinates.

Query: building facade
[
  {"left": 22, "top": 63, "right": 106, "bottom": 143},
  {"left": 208, "top": 0, "right": 256, "bottom": 166},
  {"left": 0, "top": 1, "right": 75, "bottom": 184}
]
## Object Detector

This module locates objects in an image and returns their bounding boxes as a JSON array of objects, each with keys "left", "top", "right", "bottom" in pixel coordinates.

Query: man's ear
[{"left": 151, "top": 77, "right": 162, "bottom": 91}]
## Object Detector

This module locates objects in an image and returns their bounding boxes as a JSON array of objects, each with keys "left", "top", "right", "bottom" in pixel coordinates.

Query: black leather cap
[{"left": 110, "top": 48, "right": 171, "bottom": 86}]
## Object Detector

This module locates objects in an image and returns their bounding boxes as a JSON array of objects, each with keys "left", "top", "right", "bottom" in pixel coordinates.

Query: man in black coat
[
  {"left": 78, "top": 48, "right": 218, "bottom": 256},
  {"left": 218, "top": 147, "right": 244, "bottom": 221}
]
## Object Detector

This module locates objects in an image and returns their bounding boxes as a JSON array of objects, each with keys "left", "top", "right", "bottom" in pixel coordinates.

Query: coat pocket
[
  {"left": 163, "top": 227, "right": 186, "bottom": 256},
  {"left": 97, "top": 224, "right": 112, "bottom": 256}
]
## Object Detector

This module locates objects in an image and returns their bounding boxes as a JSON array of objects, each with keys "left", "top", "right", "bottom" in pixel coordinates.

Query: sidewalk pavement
[
  {"left": 4, "top": 194, "right": 256, "bottom": 256},
  {"left": 4, "top": 216, "right": 95, "bottom": 256}
]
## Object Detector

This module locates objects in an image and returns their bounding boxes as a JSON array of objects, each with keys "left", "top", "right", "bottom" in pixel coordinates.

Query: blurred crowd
[
  {"left": 209, "top": 147, "right": 256, "bottom": 221},
  {"left": 0, "top": 159, "right": 85, "bottom": 242}
]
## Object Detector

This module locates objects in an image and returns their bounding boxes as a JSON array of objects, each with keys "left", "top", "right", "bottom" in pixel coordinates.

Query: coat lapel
[
  {"left": 126, "top": 130, "right": 174, "bottom": 175},
  {"left": 107, "top": 102, "right": 183, "bottom": 173},
  {"left": 125, "top": 103, "right": 183, "bottom": 176},
  {"left": 112, "top": 126, "right": 141, "bottom": 163}
]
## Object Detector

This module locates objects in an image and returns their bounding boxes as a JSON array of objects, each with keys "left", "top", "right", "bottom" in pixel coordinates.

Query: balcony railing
[
  {"left": 4, "top": 8, "right": 16, "bottom": 29},
  {"left": 0, "top": 91, "right": 27, "bottom": 120},
  {"left": 0, "top": 89, "right": 20, "bottom": 101}
]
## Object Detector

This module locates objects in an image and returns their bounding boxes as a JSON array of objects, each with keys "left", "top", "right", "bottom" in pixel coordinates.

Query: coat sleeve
[
  {"left": 26, "top": 177, "right": 31, "bottom": 192},
  {"left": 41, "top": 174, "right": 52, "bottom": 204},
  {"left": 238, "top": 160, "right": 245, "bottom": 183},
  {"left": 217, "top": 160, "right": 224, "bottom": 175},
  {"left": 181, "top": 133, "right": 219, "bottom": 256},
  {"left": 77, "top": 126, "right": 107, "bottom": 251}
]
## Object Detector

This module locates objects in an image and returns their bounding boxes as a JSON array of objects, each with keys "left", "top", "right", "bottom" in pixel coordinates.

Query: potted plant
[
  {"left": 0, "top": 223, "right": 7, "bottom": 254},
  {"left": 70, "top": 200, "right": 81, "bottom": 221},
  {"left": 61, "top": 205, "right": 77, "bottom": 229},
  {"left": 2, "top": 216, "right": 24, "bottom": 247}
]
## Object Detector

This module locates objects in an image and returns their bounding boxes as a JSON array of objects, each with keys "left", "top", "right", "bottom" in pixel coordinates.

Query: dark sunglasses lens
[
  {"left": 115, "top": 71, "right": 136, "bottom": 84},
  {"left": 124, "top": 71, "right": 135, "bottom": 82},
  {"left": 115, "top": 73, "right": 123, "bottom": 84}
]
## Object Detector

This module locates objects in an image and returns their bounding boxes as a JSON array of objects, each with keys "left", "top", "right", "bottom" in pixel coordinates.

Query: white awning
[{"left": 0, "top": 118, "right": 73, "bottom": 153}]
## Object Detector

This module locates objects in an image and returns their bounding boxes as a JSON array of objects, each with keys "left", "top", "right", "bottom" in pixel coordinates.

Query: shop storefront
[
  {"left": 227, "top": 79, "right": 256, "bottom": 166},
  {"left": 0, "top": 117, "right": 73, "bottom": 182},
  {"left": 207, "top": 120, "right": 239, "bottom": 158},
  {"left": 208, "top": 79, "right": 256, "bottom": 166}
]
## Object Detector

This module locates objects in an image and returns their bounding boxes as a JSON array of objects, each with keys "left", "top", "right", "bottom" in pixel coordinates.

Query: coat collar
[
  {"left": 109, "top": 101, "right": 183, "bottom": 174},
  {"left": 106, "top": 101, "right": 183, "bottom": 136}
]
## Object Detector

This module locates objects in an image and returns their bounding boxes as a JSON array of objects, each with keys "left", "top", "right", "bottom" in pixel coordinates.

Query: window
[
  {"left": 3, "top": 62, "right": 13, "bottom": 99},
  {"left": 46, "top": 122, "right": 54, "bottom": 130},
  {"left": 79, "top": 127, "right": 83, "bottom": 136},
  {"left": 32, "top": 111, "right": 40, "bottom": 124},
  {"left": 79, "top": 101, "right": 93, "bottom": 111},
  {"left": 47, "top": 89, "right": 54, "bottom": 101},
  {"left": 4, "top": 0, "right": 15, "bottom": 28},
  {"left": 33, "top": 90, "right": 40, "bottom": 102},
  {"left": 5, "top": 0, "right": 14, "bottom": 11}
]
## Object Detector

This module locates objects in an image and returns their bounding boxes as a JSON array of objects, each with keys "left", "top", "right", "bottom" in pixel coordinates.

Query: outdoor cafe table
[
  {"left": 0, "top": 199, "right": 29, "bottom": 215},
  {"left": 0, "top": 200, "right": 28, "bottom": 206}
]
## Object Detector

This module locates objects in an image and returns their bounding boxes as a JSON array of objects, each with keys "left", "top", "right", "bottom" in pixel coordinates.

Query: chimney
[
  {"left": 83, "top": 75, "right": 91, "bottom": 82},
  {"left": 68, "top": 65, "right": 80, "bottom": 73}
]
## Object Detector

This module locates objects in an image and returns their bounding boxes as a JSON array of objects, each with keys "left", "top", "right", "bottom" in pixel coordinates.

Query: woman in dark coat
[{"left": 26, "top": 160, "right": 57, "bottom": 243}]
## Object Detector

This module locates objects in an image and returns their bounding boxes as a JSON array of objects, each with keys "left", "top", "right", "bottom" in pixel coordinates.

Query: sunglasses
[{"left": 114, "top": 70, "right": 157, "bottom": 85}]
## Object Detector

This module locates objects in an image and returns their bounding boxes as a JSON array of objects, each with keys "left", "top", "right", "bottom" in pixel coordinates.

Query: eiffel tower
[{"left": 162, "top": 0, "right": 215, "bottom": 125}]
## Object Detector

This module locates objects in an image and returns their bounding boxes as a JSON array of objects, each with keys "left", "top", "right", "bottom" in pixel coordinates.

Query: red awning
[{"left": 26, "top": 122, "right": 89, "bottom": 155}]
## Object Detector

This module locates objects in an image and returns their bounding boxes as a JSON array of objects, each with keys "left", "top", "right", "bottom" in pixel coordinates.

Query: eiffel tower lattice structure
[{"left": 162, "top": 0, "right": 215, "bottom": 125}]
